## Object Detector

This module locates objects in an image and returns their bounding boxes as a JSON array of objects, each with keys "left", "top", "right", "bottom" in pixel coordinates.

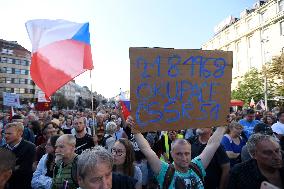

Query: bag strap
[
  {"left": 162, "top": 164, "right": 175, "bottom": 189},
  {"left": 189, "top": 162, "right": 204, "bottom": 185}
]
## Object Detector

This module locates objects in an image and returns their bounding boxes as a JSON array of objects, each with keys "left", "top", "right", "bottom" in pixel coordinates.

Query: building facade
[
  {"left": 0, "top": 39, "right": 35, "bottom": 106},
  {"left": 202, "top": 0, "right": 284, "bottom": 88}
]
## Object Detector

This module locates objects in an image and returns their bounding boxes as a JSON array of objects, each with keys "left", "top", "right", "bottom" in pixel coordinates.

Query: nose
[{"left": 101, "top": 176, "right": 110, "bottom": 189}]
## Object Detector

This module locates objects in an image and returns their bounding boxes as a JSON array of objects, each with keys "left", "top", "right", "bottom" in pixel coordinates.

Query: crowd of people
[{"left": 0, "top": 105, "right": 283, "bottom": 189}]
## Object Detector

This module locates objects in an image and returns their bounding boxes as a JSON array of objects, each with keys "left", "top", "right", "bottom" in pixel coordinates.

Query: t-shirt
[
  {"left": 221, "top": 134, "right": 246, "bottom": 167},
  {"left": 189, "top": 136, "right": 230, "bottom": 189},
  {"left": 156, "top": 156, "right": 206, "bottom": 189},
  {"left": 75, "top": 134, "right": 95, "bottom": 155},
  {"left": 272, "top": 121, "right": 284, "bottom": 135},
  {"left": 238, "top": 119, "right": 260, "bottom": 138}
]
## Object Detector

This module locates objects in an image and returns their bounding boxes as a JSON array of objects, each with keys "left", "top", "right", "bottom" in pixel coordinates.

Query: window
[
  {"left": 262, "top": 10, "right": 269, "bottom": 22},
  {"left": 281, "top": 21, "right": 284, "bottom": 36},
  {"left": 7, "top": 58, "right": 13, "bottom": 64},
  {"left": 26, "top": 70, "right": 29, "bottom": 75},
  {"left": 15, "top": 69, "right": 20, "bottom": 74},
  {"left": 19, "top": 78, "right": 26, "bottom": 84},
  {"left": 20, "top": 69, "right": 26, "bottom": 75},
  {"left": 0, "top": 77, "right": 5, "bottom": 83},
  {"left": 21, "top": 60, "right": 27, "bottom": 66},
  {"left": 7, "top": 49, "right": 13, "bottom": 55},
  {"left": 6, "top": 67, "right": 12, "bottom": 74},
  {"left": 248, "top": 36, "right": 253, "bottom": 48},
  {"left": 19, "top": 88, "right": 25, "bottom": 94},
  {"left": 5, "top": 88, "right": 13, "bottom": 93},
  {"left": 14, "top": 59, "right": 20, "bottom": 65},
  {"left": 13, "top": 78, "right": 19, "bottom": 84},
  {"left": 247, "top": 18, "right": 254, "bottom": 29},
  {"left": 280, "top": 0, "right": 284, "bottom": 12},
  {"left": 1, "top": 57, "right": 7, "bottom": 63},
  {"left": 14, "top": 88, "right": 20, "bottom": 93},
  {"left": 1, "top": 48, "right": 8, "bottom": 54},
  {"left": 6, "top": 78, "right": 12, "bottom": 84}
]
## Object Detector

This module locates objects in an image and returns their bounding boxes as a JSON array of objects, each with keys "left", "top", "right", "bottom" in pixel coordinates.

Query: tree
[
  {"left": 232, "top": 68, "right": 264, "bottom": 106},
  {"left": 266, "top": 53, "right": 284, "bottom": 97}
]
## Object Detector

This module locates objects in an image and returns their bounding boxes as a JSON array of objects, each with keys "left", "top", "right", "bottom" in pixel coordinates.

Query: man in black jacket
[
  {"left": 4, "top": 122, "right": 36, "bottom": 189},
  {"left": 227, "top": 134, "right": 283, "bottom": 189}
]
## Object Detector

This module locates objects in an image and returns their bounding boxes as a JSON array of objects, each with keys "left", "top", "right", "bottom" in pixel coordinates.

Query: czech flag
[
  {"left": 119, "top": 89, "right": 131, "bottom": 120},
  {"left": 25, "top": 19, "right": 93, "bottom": 97}
]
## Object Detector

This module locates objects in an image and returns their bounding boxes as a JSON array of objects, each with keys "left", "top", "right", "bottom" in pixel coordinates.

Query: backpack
[
  {"left": 162, "top": 163, "right": 204, "bottom": 189},
  {"left": 53, "top": 155, "right": 79, "bottom": 188}
]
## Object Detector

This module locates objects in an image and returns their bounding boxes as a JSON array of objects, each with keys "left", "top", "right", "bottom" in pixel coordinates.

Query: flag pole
[{"left": 90, "top": 70, "right": 95, "bottom": 135}]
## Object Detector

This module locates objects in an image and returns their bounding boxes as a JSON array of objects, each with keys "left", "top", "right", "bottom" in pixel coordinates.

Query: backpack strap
[
  {"left": 189, "top": 162, "right": 204, "bottom": 185},
  {"left": 162, "top": 164, "right": 175, "bottom": 189}
]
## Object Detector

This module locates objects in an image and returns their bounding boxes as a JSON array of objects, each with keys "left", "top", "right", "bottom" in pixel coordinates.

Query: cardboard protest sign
[{"left": 130, "top": 47, "right": 232, "bottom": 132}]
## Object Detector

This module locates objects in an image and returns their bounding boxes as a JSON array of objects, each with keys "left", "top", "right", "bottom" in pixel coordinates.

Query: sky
[{"left": 0, "top": 0, "right": 256, "bottom": 98}]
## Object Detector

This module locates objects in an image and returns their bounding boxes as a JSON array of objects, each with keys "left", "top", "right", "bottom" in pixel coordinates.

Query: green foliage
[
  {"left": 231, "top": 68, "right": 264, "bottom": 106},
  {"left": 266, "top": 53, "right": 284, "bottom": 97}
]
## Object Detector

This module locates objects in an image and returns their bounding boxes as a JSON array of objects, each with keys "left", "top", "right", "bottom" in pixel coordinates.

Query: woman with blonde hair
[{"left": 221, "top": 121, "right": 246, "bottom": 167}]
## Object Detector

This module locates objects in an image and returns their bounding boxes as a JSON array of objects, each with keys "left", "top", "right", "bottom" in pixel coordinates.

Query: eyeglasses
[{"left": 111, "top": 148, "right": 125, "bottom": 156}]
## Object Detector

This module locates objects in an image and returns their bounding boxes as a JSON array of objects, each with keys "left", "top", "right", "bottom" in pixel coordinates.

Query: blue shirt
[
  {"left": 238, "top": 119, "right": 260, "bottom": 138},
  {"left": 221, "top": 134, "right": 246, "bottom": 167}
]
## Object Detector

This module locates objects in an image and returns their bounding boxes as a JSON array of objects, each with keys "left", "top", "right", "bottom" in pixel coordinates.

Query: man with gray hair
[
  {"left": 77, "top": 146, "right": 136, "bottom": 189},
  {"left": 227, "top": 133, "right": 283, "bottom": 189},
  {"left": 52, "top": 134, "right": 78, "bottom": 189}
]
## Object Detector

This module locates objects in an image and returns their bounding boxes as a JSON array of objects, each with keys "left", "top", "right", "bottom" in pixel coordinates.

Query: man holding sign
[
  {"left": 128, "top": 47, "right": 231, "bottom": 188},
  {"left": 127, "top": 116, "right": 225, "bottom": 189}
]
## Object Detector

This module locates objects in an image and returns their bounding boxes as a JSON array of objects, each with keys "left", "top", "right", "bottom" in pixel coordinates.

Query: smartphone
[{"left": 260, "top": 181, "right": 280, "bottom": 189}]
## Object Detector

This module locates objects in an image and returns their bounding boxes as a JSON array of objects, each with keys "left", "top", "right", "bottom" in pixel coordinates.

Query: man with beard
[
  {"left": 227, "top": 134, "right": 283, "bottom": 189},
  {"left": 52, "top": 134, "right": 78, "bottom": 189},
  {"left": 74, "top": 117, "right": 95, "bottom": 155}
]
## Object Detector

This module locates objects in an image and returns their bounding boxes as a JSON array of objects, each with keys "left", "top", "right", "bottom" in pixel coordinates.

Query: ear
[{"left": 77, "top": 175, "right": 84, "bottom": 187}]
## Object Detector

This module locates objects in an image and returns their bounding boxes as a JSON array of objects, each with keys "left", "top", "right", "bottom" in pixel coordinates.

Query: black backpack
[{"left": 162, "top": 163, "right": 204, "bottom": 189}]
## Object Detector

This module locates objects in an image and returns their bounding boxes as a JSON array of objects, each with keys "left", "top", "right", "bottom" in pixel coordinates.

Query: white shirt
[{"left": 272, "top": 121, "right": 284, "bottom": 135}]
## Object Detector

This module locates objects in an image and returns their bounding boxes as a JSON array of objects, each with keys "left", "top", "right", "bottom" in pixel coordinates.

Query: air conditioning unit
[{"left": 253, "top": 0, "right": 267, "bottom": 9}]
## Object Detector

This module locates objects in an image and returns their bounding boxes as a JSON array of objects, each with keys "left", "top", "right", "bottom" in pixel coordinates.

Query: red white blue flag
[{"left": 25, "top": 19, "right": 93, "bottom": 97}]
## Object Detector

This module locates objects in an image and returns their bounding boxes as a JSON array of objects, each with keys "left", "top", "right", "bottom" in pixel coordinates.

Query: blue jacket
[{"left": 31, "top": 154, "right": 53, "bottom": 189}]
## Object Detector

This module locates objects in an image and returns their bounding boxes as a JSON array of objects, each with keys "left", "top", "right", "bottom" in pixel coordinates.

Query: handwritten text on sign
[{"left": 130, "top": 48, "right": 232, "bottom": 132}]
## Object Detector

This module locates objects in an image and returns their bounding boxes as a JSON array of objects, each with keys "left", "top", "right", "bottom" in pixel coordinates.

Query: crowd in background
[{"left": 0, "top": 105, "right": 283, "bottom": 189}]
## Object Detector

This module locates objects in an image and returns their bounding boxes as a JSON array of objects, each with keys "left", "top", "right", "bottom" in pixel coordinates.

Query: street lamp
[{"left": 260, "top": 38, "right": 269, "bottom": 111}]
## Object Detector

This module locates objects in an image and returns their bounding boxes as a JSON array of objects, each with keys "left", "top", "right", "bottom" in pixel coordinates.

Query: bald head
[{"left": 171, "top": 139, "right": 191, "bottom": 152}]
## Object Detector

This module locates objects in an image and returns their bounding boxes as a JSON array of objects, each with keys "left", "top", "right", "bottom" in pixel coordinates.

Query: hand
[{"left": 126, "top": 116, "right": 140, "bottom": 133}]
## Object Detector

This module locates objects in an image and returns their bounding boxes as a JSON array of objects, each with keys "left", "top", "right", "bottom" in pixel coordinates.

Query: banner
[
  {"left": 3, "top": 92, "right": 20, "bottom": 107},
  {"left": 130, "top": 47, "right": 233, "bottom": 132},
  {"left": 37, "top": 91, "right": 51, "bottom": 102}
]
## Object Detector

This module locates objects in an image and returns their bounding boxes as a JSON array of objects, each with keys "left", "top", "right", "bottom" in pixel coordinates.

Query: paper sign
[
  {"left": 3, "top": 92, "right": 20, "bottom": 107},
  {"left": 130, "top": 47, "right": 233, "bottom": 132},
  {"left": 37, "top": 91, "right": 51, "bottom": 102}
]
